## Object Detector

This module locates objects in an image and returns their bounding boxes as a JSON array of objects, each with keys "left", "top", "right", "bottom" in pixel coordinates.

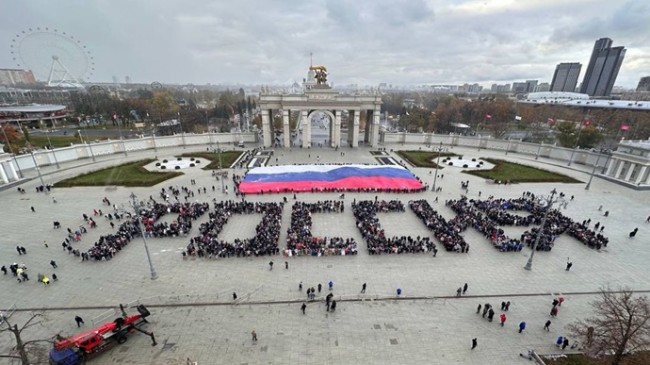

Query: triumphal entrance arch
[{"left": 259, "top": 66, "right": 382, "bottom": 148}]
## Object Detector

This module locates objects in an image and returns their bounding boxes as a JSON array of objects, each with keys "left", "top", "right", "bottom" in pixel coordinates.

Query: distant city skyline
[{"left": 1, "top": 0, "right": 649, "bottom": 88}]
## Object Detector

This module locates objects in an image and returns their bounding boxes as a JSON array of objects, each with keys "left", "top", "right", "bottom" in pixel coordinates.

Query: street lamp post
[
  {"left": 567, "top": 126, "right": 584, "bottom": 166},
  {"left": 30, "top": 150, "right": 49, "bottom": 195},
  {"left": 43, "top": 124, "right": 60, "bottom": 169},
  {"left": 524, "top": 188, "right": 559, "bottom": 271},
  {"left": 207, "top": 113, "right": 213, "bottom": 151},
  {"left": 217, "top": 140, "right": 225, "bottom": 193},
  {"left": 585, "top": 151, "right": 604, "bottom": 190},
  {"left": 432, "top": 142, "right": 442, "bottom": 193},
  {"left": 178, "top": 112, "right": 186, "bottom": 149},
  {"left": 535, "top": 142, "right": 542, "bottom": 160},
  {"left": 117, "top": 118, "right": 127, "bottom": 157},
  {"left": 78, "top": 128, "right": 96, "bottom": 162},
  {"left": 129, "top": 193, "right": 158, "bottom": 280},
  {"left": 1, "top": 123, "right": 24, "bottom": 178}
]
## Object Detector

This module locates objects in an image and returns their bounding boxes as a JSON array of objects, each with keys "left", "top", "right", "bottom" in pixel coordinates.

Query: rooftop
[{"left": 0, "top": 104, "right": 67, "bottom": 113}]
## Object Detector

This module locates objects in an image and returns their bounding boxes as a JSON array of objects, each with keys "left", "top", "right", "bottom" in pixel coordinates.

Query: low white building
[{"left": 602, "top": 139, "right": 650, "bottom": 189}]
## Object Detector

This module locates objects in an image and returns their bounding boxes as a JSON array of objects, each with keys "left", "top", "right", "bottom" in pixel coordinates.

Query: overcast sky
[{"left": 2, "top": 0, "right": 649, "bottom": 88}]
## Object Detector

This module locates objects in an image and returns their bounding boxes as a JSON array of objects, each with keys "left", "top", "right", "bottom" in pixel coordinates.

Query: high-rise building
[
  {"left": 534, "top": 83, "right": 550, "bottom": 92},
  {"left": 637, "top": 76, "right": 650, "bottom": 92},
  {"left": 580, "top": 38, "right": 626, "bottom": 97},
  {"left": 550, "top": 63, "right": 582, "bottom": 92},
  {"left": 525, "top": 80, "right": 538, "bottom": 93}
]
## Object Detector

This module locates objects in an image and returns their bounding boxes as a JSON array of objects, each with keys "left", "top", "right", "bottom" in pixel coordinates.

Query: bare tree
[
  {"left": 0, "top": 313, "right": 52, "bottom": 365},
  {"left": 568, "top": 288, "right": 650, "bottom": 365}
]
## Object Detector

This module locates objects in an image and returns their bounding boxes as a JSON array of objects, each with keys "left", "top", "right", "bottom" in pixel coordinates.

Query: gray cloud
[{"left": 0, "top": 0, "right": 647, "bottom": 88}]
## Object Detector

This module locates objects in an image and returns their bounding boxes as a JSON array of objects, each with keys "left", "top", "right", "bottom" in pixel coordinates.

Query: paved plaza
[{"left": 0, "top": 142, "right": 649, "bottom": 365}]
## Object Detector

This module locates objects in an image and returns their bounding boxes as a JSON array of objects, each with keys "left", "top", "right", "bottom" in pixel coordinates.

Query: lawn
[
  {"left": 463, "top": 158, "right": 582, "bottom": 183},
  {"left": 396, "top": 150, "right": 457, "bottom": 168},
  {"left": 54, "top": 159, "right": 183, "bottom": 187},
  {"left": 25, "top": 135, "right": 84, "bottom": 148},
  {"left": 179, "top": 151, "right": 242, "bottom": 170}
]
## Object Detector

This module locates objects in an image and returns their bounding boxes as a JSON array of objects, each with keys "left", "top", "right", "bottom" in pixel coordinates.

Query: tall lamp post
[
  {"left": 178, "top": 112, "right": 186, "bottom": 149},
  {"left": 43, "top": 124, "right": 60, "bottom": 169},
  {"left": 29, "top": 150, "right": 49, "bottom": 195},
  {"left": 129, "top": 193, "right": 158, "bottom": 280},
  {"left": 585, "top": 150, "right": 606, "bottom": 190},
  {"left": 524, "top": 188, "right": 562, "bottom": 271},
  {"left": 117, "top": 117, "right": 128, "bottom": 157},
  {"left": 78, "top": 128, "right": 96, "bottom": 162},
  {"left": 217, "top": 141, "right": 225, "bottom": 193},
  {"left": 432, "top": 142, "right": 443, "bottom": 193}
]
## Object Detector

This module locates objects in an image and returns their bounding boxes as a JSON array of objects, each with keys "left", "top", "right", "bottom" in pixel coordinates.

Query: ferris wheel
[{"left": 9, "top": 27, "right": 95, "bottom": 88}]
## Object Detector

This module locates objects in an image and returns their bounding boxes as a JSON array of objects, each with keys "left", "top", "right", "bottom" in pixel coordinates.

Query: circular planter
[
  {"left": 175, "top": 166, "right": 181, "bottom": 170},
  {"left": 155, "top": 162, "right": 161, "bottom": 166},
  {"left": 195, "top": 160, "right": 201, "bottom": 163},
  {"left": 476, "top": 165, "right": 481, "bottom": 168},
  {"left": 189, "top": 163, "right": 195, "bottom": 167},
  {"left": 190, "top": 157, "right": 195, "bottom": 161},
  {"left": 177, "top": 157, "right": 182, "bottom": 161},
  {"left": 163, "top": 159, "right": 168, "bottom": 163},
  {"left": 463, "top": 164, "right": 468, "bottom": 168},
  {"left": 471, "top": 158, "right": 476, "bottom": 162},
  {"left": 448, "top": 162, "right": 453, "bottom": 166},
  {"left": 161, "top": 166, "right": 167, "bottom": 169}
]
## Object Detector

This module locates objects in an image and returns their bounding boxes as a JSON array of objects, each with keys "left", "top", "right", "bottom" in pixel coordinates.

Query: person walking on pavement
[
  {"left": 74, "top": 316, "right": 84, "bottom": 327},
  {"left": 456, "top": 287, "right": 462, "bottom": 297},
  {"left": 268, "top": 261, "right": 273, "bottom": 270},
  {"left": 462, "top": 283, "right": 468, "bottom": 295},
  {"left": 50, "top": 260, "right": 57, "bottom": 269},
  {"left": 318, "top": 283, "right": 322, "bottom": 293},
  {"left": 233, "top": 292, "right": 237, "bottom": 300},
  {"left": 566, "top": 259, "right": 573, "bottom": 271},
  {"left": 487, "top": 308, "right": 495, "bottom": 322},
  {"left": 361, "top": 283, "right": 366, "bottom": 293},
  {"left": 251, "top": 330, "right": 257, "bottom": 342},
  {"left": 505, "top": 301, "right": 511, "bottom": 311},
  {"left": 499, "top": 313, "right": 507, "bottom": 327},
  {"left": 476, "top": 304, "right": 482, "bottom": 314},
  {"left": 471, "top": 338, "right": 477, "bottom": 350},
  {"left": 330, "top": 300, "right": 337, "bottom": 311},
  {"left": 299, "top": 281, "right": 303, "bottom": 291},
  {"left": 328, "top": 281, "right": 333, "bottom": 290},
  {"left": 482, "top": 303, "right": 490, "bottom": 318},
  {"left": 544, "top": 320, "right": 552, "bottom": 331},
  {"left": 301, "top": 302, "right": 306, "bottom": 314},
  {"left": 518, "top": 321, "right": 526, "bottom": 333},
  {"left": 551, "top": 306, "right": 559, "bottom": 317},
  {"left": 285, "top": 261, "right": 289, "bottom": 269}
]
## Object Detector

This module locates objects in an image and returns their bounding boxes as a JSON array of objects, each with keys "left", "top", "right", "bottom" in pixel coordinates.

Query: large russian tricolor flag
[{"left": 239, "top": 164, "right": 424, "bottom": 194}]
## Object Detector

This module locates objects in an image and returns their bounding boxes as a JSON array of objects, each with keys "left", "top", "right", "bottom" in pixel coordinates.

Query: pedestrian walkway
[{"left": 0, "top": 142, "right": 648, "bottom": 365}]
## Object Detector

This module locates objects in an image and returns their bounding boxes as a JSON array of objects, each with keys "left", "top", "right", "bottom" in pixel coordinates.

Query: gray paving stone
[{"left": 0, "top": 143, "right": 648, "bottom": 365}]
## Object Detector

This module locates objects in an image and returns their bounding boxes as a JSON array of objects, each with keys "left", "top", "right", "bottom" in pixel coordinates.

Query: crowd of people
[
  {"left": 352, "top": 200, "right": 438, "bottom": 254},
  {"left": 184, "top": 201, "right": 283, "bottom": 258},
  {"left": 445, "top": 193, "right": 609, "bottom": 252},
  {"left": 409, "top": 200, "right": 468, "bottom": 253},
  {"left": 285, "top": 201, "right": 358, "bottom": 256},
  {"left": 140, "top": 202, "right": 210, "bottom": 238}
]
